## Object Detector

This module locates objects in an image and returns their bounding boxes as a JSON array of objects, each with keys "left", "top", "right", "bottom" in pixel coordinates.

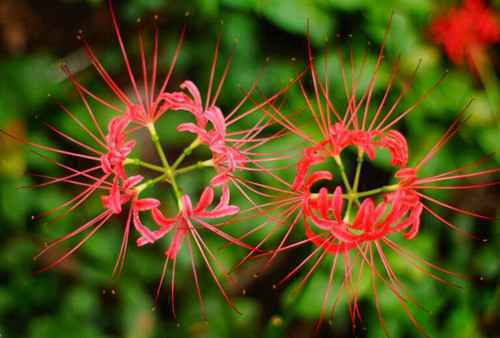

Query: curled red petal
[
  {"left": 403, "top": 203, "right": 423, "bottom": 240},
  {"left": 134, "top": 198, "right": 161, "bottom": 211},
  {"left": 198, "top": 205, "right": 240, "bottom": 219},
  {"left": 332, "top": 186, "right": 343, "bottom": 222},
  {"left": 165, "top": 223, "right": 189, "bottom": 259},
  {"left": 305, "top": 171, "right": 333, "bottom": 191},
  {"left": 151, "top": 207, "right": 177, "bottom": 227},
  {"left": 132, "top": 209, "right": 156, "bottom": 245},
  {"left": 124, "top": 175, "right": 144, "bottom": 189},
  {"left": 195, "top": 187, "right": 215, "bottom": 213},
  {"left": 318, "top": 187, "right": 329, "bottom": 218}
]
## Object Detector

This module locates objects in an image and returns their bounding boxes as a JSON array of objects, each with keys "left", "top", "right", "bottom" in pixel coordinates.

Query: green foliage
[
  {"left": 258, "top": 0, "right": 335, "bottom": 45},
  {"left": 0, "top": 0, "right": 498, "bottom": 338}
]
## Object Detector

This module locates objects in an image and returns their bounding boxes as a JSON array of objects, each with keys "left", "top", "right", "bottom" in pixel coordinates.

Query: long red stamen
[
  {"left": 107, "top": 0, "right": 144, "bottom": 108},
  {"left": 35, "top": 211, "right": 113, "bottom": 273}
]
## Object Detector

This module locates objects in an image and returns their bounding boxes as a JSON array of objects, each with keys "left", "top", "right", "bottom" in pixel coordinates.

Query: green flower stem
[
  {"left": 174, "top": 159, "right": 214, "bottom": 176},
  {"left": 146, "top": 123, "right": 169, "bottom": 169},
  {"left": 172, "top": 137, "right": 202, "bottom": 170},
  {"left": 353, "top": 183, "right": 399, "bottom": 198},
  {"left": 135, "top": 172, "right": 170, "bottom": 193},
  {"left": 333, "top": 154, "right": 354, "bottom": 221},
  {"left": 124, "top": 158, "right": 165, "bottom": 173},
  {"left": 472, "top": 49, "right": 499, "bottom": 118},
  {"left": 146, "top": 123, "right": 183, "bottom": 209},
  {"left": 333, "top": 155, "right": 353, "bottom": 193},
  {"left": 352, "top": 149, "right": 364, "bottom": 198},
  {"left": 345, "top": 149, "right": 364, "bottom": 218}
]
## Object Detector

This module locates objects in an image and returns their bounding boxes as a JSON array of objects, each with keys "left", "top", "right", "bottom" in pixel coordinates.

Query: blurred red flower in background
[{"left": 430, "top": 0, "right": 500, "bottom": 71}]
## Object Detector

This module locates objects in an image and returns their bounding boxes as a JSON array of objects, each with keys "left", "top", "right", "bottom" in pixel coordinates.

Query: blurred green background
[{"left": 0, "top": 0, "right": 499, "bottom": 337}]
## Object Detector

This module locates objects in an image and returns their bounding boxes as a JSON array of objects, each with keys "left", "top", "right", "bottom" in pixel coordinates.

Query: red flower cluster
[
  {"left": 293, "top": 124, "right": 421, "bottom": 255},
  {"left": 233, "top": 34, "right": 498, "bottom": 333},
  {"left": 23, "top": 0, "right": 292, "bottom": 315},
  {"left": 9, "top": 1, "right": 497, "bottom": 335},
  {"left": 431, "top": 0, "right": 500, "bottom": 70}
]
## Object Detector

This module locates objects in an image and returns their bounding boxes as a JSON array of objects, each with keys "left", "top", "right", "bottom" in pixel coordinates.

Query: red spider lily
[
  {"left": 125, "top": 42, "right": 304, "bottom": 317},
  {"left": 233, "top": 29, "right": 499, "bottom": 336},
  {"left": 295, "top": 140, "right": 420, "bottom": 255},
  {"left": 15, "top": 0, "right": 307, "bottom": 320},
  {"left": 430, "top": 0, "right": 500, "bottom": 70}
]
